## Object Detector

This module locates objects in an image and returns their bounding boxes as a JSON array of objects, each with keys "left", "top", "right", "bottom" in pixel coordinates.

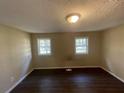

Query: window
[
  {"left": 38, "top": 39, "right": 51, "bottom": 55},
  {"left": 75, "top": 37, "right": 88, "bottom": 54}
]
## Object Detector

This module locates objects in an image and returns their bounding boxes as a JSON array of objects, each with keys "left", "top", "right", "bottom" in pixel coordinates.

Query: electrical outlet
[{"left": 66, "top": 68, "right": 72, "bottom": 72}]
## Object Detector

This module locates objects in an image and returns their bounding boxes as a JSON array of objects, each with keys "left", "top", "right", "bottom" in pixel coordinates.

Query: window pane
[
  {"left": 38, "top": 39, "right": 51, "bottom": 55},
  {"left": 75, "top": 38, "right": 88, "bottom": 54}
]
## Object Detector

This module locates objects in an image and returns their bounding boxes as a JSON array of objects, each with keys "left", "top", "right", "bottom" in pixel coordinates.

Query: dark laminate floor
[{"left": 10, "top": 68, "right": 124, "bottom": 93}]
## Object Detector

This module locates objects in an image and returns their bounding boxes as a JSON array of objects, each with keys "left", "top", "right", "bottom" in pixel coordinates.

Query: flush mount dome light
[{"left": 66, "top": 13, "right": 80, "bottom": 23}]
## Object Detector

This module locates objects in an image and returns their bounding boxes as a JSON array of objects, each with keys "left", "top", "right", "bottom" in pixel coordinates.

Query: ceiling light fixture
[{"left": 66, "top": 13, "right": 80, "bottom": 24}]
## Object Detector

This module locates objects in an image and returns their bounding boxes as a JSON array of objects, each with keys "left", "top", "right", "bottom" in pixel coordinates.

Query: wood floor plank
[{"left": 10, "top": 68, "right": 124, "bottom": 93}]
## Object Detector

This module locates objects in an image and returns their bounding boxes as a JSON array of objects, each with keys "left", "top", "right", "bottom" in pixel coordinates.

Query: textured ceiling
[{"left": 0, "top": 0, "right": 124, "bottom": 33}]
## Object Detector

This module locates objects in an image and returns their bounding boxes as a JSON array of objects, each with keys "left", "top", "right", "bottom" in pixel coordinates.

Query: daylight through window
[
  {"left": 75, "top": 37, "right": 88, "bottom": 54},
  {"left": 38, "top": 39, "right": 51, "bottom": 55}
]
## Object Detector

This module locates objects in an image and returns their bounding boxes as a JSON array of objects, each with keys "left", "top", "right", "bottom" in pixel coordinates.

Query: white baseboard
[
  {"left": 34, "top": 66, "right": 100, "bottom": 70},
  {"left": 100, "top": 67, "right": 124, "bottom": 83},
  {"left": 5, "top": 69, "right": 34, "bottom": 93}
]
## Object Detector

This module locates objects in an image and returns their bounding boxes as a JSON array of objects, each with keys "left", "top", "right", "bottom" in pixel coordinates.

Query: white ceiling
[{"left": 0, "top": 0, "right": 124, "bottom": 33}]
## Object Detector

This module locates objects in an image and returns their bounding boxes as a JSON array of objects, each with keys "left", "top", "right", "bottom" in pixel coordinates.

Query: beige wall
[
  {"left": 31, "top": 32, "right": 102, "bottom": 68},
  {"left": 102, "top": 24, "right": 124, "bottom": 81},
  {"left": 1, "top": 23, "right": 124, "bottom": 92},
  {"left": 0, "top": 25, "right": 32, "bottom": 93}
]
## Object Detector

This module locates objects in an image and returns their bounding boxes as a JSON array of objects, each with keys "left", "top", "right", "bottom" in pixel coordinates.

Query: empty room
[{"left": 0, "top": 0, "right": 124, "bottom": 93}]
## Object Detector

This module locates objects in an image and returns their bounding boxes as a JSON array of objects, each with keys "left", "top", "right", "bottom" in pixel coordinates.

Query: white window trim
[
  {"left": 75, "top": 37, "right": 89, "bottom": 55},
  {"left": 37, "top": 38, "right": 52, "bottom": 56}
]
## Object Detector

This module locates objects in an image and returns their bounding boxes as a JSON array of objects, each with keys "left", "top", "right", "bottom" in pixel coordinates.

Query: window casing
[
  {"left": 37, "top": 39, "right": 51, "bottom": 55},
  {"left": 75, "top": 37, "right": 88, "bottom": 54}
]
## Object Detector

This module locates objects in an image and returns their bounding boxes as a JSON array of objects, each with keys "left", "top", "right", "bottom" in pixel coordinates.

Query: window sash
[
  {"left": 75, "top": 37, "right": 88, "bottom": 54},
  {"left": 38, "top": 39, "right": 51, "bottom": 55}
]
